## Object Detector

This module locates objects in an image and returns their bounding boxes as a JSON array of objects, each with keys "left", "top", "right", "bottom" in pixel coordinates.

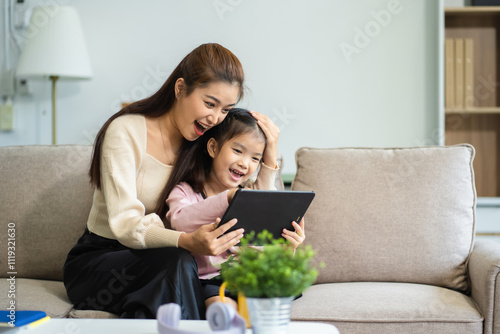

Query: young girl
[{"left": 164, "top": 108, "right": 305, "bottom": 309}]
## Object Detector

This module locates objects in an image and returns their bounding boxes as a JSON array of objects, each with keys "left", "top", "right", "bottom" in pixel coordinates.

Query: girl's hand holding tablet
[{"left": 282, "top": 218, "right": 305, "bottom": 250}]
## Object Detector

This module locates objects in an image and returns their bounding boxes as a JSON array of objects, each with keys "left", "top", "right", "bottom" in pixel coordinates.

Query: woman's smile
[{"left": 194, "top": 120, "right": 211, "bottom": 136}]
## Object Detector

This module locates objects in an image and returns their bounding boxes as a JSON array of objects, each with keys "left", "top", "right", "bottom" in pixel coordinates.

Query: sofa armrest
[{"left": 468, "top": 239, "right": 500, "bottom": 334}]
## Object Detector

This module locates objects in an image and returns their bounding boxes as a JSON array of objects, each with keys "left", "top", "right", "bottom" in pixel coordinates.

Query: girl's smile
[{"left": 229, "top": 167, "right": 244, "bottom": 182}]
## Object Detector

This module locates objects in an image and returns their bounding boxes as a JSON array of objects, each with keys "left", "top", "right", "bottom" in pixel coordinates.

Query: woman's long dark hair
[
  {"left": 89, "top": 43, "right": 245, "bottom": 190},
  {"left": 156, "top": 108, "right": 266, "bottom": 227}
]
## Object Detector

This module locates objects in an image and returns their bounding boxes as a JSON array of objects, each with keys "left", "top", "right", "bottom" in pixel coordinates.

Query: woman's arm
[
  {"left": 249, "top": 111, "right": 280, "bottom": 190},
  {"left": 250, "top": 110, "right": 280, "bottom": 169},
  {"left": 99, "top": 116, "right": 183, "bottom": 249}
]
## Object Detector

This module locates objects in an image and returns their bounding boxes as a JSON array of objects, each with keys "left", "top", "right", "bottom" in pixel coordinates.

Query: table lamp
[{"left": 16, "top": 6, "right": 92, "bottom": 145}]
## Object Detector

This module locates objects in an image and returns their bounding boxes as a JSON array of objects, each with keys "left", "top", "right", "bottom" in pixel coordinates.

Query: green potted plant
[{"left": 220, "top": 230, "right": 320, "bottom": 334}]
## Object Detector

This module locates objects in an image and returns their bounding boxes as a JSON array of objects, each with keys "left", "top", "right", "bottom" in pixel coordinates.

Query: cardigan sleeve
[
  {"left": 167, "top": 182, "right": 230, "bottom": 233},
  {"left": 241, "top": 164, "right": 278, "bottom": 190},
  {"left": 100, "top": 116, "right": 182, "bottom": 249}
]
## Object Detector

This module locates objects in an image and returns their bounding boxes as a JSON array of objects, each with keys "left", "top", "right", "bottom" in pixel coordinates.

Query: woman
[{"left": 63, "top": 43, "right": 280, "bottom": 319}]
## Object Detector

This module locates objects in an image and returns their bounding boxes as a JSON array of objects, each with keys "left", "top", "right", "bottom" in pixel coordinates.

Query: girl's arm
[
  {"left": 168, "top": 183, "right": 245, "bottom": 256},
  {"left": 166, "top": 182, "right": 230, "bottom": 232}
]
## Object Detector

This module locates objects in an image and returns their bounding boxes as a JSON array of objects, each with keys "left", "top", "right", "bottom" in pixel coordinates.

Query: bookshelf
[{"left": 444, "top": 7, "right": 500, "bottom": 198}]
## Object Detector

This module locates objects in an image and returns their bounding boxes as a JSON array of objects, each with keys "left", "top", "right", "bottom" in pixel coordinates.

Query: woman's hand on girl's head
[
  {"left": 282, "top": 218, "right": 305, "bottom": 250},
  {"left": 249, "top": 110, "right": 280, "bottom": 168},
  {"left": 178, "top": 218, "right": 244, "bottom": 256}
]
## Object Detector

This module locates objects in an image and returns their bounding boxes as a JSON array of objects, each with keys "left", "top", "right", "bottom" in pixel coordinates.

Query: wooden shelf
[
  {"left": 444, "top": 8, "right": 500, "bottom": 197},
  {"left": 445, "top": 6, "right": 500, "bottom": 14},
  {"left": 446, "top": 107, "right": 500, "bottom": 114},
  {"left": 476, "top": 232, "right": 500, "bottom": 236}
]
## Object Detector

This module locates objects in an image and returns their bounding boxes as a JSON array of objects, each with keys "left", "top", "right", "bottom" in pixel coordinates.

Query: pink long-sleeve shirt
[
  {"left": 167, "top": 166, "right": 277, "bottom": 279},
  {"left": 166, "top": 182, "right": 232, "bottom": 279}
]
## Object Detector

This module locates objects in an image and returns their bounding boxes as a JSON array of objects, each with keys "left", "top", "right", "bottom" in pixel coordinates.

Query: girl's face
[
  {"left": 207, "top": 131, "right": 266, "bottom": 191},
  {"left": 172, "top": 80, "right": 240, "bottom": 141}
]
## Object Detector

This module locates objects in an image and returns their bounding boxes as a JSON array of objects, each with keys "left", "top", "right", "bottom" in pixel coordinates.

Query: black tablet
[{"left": 219, "top": 189, "right": 315, "bottom": 240}]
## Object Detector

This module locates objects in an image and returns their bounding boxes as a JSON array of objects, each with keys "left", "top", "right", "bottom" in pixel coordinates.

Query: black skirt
[{"left": 63, "top": 228, "right": 205, "bottom": 319}]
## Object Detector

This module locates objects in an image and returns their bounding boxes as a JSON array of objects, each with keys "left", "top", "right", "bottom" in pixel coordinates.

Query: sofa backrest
[
  {"left": 0, "top": 145, "right": 93, "bottom": 281},
  {"left": 0, "top": 145, "right": 285, "bottom": 282},
  {"left": 292, "top": 145, "right": 476, "bottom": 293}
]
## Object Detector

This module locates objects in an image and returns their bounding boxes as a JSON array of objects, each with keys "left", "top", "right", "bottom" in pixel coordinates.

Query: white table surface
[{"left": 0, "top": 318, "right": 339, "bottom": 334}]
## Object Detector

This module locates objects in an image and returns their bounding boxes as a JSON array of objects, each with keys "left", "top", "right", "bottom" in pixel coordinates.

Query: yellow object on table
[{"left": 219, "top": 282, "right": 250, "bottom": 328}]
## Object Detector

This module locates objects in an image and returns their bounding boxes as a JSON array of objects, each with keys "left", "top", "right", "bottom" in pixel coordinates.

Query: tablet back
[{"left": 220, "top": 190, "right": 315, "bottom": 240}]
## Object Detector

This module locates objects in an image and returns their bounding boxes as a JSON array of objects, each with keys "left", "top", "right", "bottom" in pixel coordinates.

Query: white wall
[{"left": 0, "top": 0, "right": 442, "bottom": 174}]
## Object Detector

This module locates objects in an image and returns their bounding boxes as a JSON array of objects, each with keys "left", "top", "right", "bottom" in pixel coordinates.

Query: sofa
[
  {"left": 290, "top": 145, "right": 500, "bottom": 334},
  {"left": 1, "top": 144, "right": 499, "bottom": 334}
]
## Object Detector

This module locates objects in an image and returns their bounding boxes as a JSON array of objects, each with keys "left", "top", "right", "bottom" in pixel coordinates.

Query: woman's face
[{"left": 173, "top": 80, "right": 240, "bottom": 141}]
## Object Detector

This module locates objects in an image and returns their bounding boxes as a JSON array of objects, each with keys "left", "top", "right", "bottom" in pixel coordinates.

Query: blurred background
[{"left": 0, "top": 0, "right": 442, "bottom": 175}]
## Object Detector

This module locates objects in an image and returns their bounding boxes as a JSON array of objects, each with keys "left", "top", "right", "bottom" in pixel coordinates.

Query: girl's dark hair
[
  {"left": 89, "top": 43, "right": 245, "bottom": 189},
  {"left": 156, "top": 108, "right": 266, "bottom": 226}
]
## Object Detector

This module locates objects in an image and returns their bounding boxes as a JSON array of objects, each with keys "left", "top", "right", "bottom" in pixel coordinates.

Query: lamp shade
[{"left": 16, "top": 6, "right": 92, "bottom": 80}]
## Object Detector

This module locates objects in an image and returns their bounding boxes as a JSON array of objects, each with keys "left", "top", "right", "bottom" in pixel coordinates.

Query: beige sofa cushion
[
  {"left": 292, "top": 145, "right": 476, "bottom": 292},
  {"left": 0, "top": 278, "right": 73, "bottom": 318},
  {"left": 0, "top": 145, "right": 94, "bottom": 281},
  {"left": 291, "top": 282, "right": 483, "bottom": 334}
]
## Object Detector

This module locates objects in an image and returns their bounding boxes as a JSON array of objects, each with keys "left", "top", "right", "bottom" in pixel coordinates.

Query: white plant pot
[{"left": 245, "top": 296, "right": 294, "bottom": 334}]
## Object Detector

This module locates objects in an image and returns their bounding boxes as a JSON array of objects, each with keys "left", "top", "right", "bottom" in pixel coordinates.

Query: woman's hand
[
  {"left": 282, "top": 218, "right": 305, "bottom": 250},
  {"left": 178, "top": 218, "right": 244, "bottom": 256},
  {"left": 249, "top": 110, "right": 279, "bottom": 168}
]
